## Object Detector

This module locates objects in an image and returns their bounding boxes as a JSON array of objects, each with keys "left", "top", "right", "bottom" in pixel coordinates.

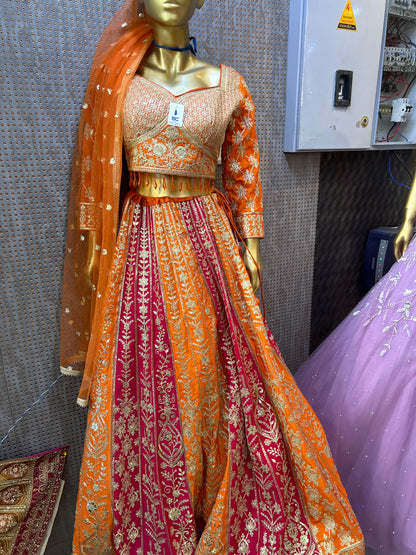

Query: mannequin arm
[
  {"left": 394, "top": 174, "right": 416, "bottom": 260},
  {"left": 243, "top": 237, "right": 262, "bottom": 293},
  {"left": 83, "top": 230, "right": 100, "bottom": 288}
]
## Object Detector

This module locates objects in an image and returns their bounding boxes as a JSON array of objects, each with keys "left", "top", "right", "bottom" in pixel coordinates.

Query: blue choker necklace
[{"left": 152, "top": 37, "right": 197, "bottom": 56}]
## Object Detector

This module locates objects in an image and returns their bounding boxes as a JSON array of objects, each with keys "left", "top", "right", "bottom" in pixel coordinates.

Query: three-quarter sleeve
[{"left": 221, "top": 77, "right": 264, "bottom": 238}]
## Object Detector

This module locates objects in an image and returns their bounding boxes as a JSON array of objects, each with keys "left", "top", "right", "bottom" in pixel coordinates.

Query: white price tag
[{"left": 168, "top": 102, "right": 185, "bottom": 127}]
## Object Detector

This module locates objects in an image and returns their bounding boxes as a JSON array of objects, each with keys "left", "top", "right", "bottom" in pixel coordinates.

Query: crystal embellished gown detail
[
  {"left": 296, "top": 238, "right": 416, "bottom": 555},
  {"left": 72, "top": 65, "right": 364, "bottom": 554}
]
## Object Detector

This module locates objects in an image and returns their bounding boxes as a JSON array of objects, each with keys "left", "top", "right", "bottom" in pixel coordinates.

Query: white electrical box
[{"left": 284, "top": 0, "right": 416, "bottom": 151}]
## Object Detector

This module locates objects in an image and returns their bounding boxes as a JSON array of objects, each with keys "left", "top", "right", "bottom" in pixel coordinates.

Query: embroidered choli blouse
[{"left": 122, "top": 65, "right": 264, "bottom": 238}]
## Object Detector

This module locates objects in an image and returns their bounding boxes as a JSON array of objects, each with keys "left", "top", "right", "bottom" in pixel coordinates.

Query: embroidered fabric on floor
[{"left": 0, "top": 446, "right": 67, "bottom": 555}]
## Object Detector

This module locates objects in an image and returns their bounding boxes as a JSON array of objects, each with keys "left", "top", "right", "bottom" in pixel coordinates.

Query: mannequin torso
[{"left": 139, "top": 50, "right": 221, "bottom": 96}]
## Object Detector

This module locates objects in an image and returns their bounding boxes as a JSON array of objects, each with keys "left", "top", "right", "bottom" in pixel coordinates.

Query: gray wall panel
[{"left": 311, "top": 150, "right": 416, "bottom": 351}]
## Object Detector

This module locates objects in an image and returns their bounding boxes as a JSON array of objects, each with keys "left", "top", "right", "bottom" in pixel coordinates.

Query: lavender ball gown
[{"left": 296, "top": 237, "right": 416, "bottom": 555}]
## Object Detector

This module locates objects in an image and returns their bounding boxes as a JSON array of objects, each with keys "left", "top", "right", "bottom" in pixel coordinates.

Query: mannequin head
[{"left": 143, "top": 0, "right": 204, "bottom": 28}]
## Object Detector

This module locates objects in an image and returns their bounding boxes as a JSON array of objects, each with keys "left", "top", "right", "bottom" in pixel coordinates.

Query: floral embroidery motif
[
  {"left": 222, "top": 78, "right": 263, "bottom": 238},
  {"left": 79, "top": 202, "right": 98, "bottom": 230},
  {"left": 0, "top": 486, "right": 23, "bottom": 506},
  {"left": 0, "top": 514, "right": 17, "bottom": 534},
  {"left": 357, "top": 252, "right": 416, "bottom": 356},
  {"left": 127, "top": 126, "right": 217, "bottom": 178},
  {"left": 0, "top": 448, "right": 67, "bottom": 555},
  {"left": 112, "top": 204, "right": 197, "bottom": 552},
  {"left": 1, "top": 464, "right": 29, "bottom": 481}
]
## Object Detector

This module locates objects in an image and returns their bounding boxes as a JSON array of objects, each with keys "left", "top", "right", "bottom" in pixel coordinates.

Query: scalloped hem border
[
  {"left": 76, "top": 397, "right": 88, "bottom": 408},
  {"left": 60, "top": 365, "right": 82, "bottom": 377}
]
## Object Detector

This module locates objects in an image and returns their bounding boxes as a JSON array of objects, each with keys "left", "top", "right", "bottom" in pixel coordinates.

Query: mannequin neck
[
  {"left": 150, "top": 21, "right": 190, "bottom": 49},
  {"left": 147, "top": 22, "right": 194, "bottom": 75}
]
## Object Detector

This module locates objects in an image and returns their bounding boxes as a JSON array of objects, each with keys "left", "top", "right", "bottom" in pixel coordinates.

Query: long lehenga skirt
[{"left": 73, "top": 191, "right": 364, "bottom": 555}]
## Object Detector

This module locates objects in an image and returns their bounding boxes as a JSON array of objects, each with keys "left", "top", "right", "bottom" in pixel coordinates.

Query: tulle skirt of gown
[
  {"left": 73, "top": 191, "right": 363, "bottom": 555},
  {"left": 296, "top": 237, "right": 416, "bottom": 555}
]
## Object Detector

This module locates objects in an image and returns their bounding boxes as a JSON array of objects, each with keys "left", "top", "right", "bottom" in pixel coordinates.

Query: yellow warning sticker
[{"left": 338, "top": 1, "right": 357, "bottom": 31}]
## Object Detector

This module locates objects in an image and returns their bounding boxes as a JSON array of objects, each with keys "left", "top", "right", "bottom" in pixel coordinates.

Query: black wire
[
  {"left": 392, "top": 150, "right": 414, "bottom": 178},
  {"left": 386, "top": 122, "right": 397, "bottom": 140}
]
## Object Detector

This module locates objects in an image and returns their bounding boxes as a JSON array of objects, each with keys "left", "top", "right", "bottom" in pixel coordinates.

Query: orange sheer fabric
[{"left": 60, "top": 1, "right": 153, "bottom": 404}]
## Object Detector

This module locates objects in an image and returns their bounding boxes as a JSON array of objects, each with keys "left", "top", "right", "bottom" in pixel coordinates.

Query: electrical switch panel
[
  {"left": 391, "top": 97, "right": 413, "bottom": 121},
  {"left": 383, "top": 47, "right": 416, "bottom": 72},
  {"left": 374, "top": 0, "right": 416, "bottom": 146},
  {"left": 284, "top": 0, "right": 416, "bottom": 151},
  {"left": 389, "top": 0, "right": 416, "bottom": 19}
]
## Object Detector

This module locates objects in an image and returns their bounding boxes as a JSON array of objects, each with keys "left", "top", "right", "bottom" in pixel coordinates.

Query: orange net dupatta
[{"left": 60, "top": 1, "right": 153, "bottom": 405}]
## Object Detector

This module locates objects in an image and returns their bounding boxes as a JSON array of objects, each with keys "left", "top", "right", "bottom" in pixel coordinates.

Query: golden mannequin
[
  {"left": 394, "top": 172, "right": 416, "bottom": 260},
  {"left": 84, "top": 0, "right": 262, "bottom": 291}
]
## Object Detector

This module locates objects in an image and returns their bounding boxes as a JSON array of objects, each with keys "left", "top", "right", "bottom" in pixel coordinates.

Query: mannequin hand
[
  {"left": 394, "top": 220, "right": 414, "bottom": 261},
  {"left": 82, "top": 255, "right": 99, "bottom": 289},
  {"left": 243, "top": 238, "right": 262, "bottom": 293}
]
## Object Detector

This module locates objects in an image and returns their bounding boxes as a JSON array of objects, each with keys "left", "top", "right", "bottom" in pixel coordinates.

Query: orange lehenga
[{"left": 60, "top": 11, "right": 364, "bottom": 555}]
